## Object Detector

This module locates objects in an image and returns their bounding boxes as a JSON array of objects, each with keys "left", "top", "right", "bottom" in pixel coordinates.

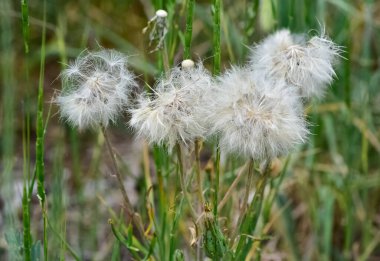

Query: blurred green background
[{"left": 1, "top": 0, "right": 380, "bottom": 260}]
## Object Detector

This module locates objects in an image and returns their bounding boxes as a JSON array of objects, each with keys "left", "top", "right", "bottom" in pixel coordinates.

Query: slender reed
[
  {"left": 212, "top": 0, "right": 221, "bottom": 218},
  {"left": 240, "top": 159, "right": 254, "bottom": 216},
  {"left": 101, "top": 128, "right": 145, "bottom": 240},
  {"left": 22, "top": 186, "right": 31, "bottom": 261},
  {"left": 21, "top": 0, "right": 32, "bottom": 259},
  {"left": 217, "top": 161, "right": 250, "bottom": 211},
  {"left": 176, "top": 143, "right": 197, "bottom": 220},
  {"left": 195, "top": 139, "right": 205, "bottom": 207},
  {"left": 35, "top": 1, "right": 48, "bottom": 259},
  {"left": 235, "top": 161, "right": 271, "bottom": 258},
  {"left": 212, "top": 0, "right": 221, "bottom": 76},
  {"left": 184, "top": 0, "right": 195, "bottom": 59}
]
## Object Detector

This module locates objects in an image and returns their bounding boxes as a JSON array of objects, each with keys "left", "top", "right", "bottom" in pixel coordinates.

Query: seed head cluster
[
  {"left": 129, "top": 61, "right": 213, "bottom": 149},
  {"left": 58, "top": 29, "right": 340, "bottom": 160},
  {"left": 57, "top": 50, "right": 136, "bottom": 129},
  {"left": 249, "top": 29, "right": 341, "bottom": 99},
  {"left": 205, "top": 68, "right": 308, "bottom": 159}
]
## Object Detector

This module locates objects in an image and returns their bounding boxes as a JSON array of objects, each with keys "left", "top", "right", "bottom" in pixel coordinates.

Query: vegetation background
[{"left": 1, "top": 0, "right": 380, "bottom": 260}]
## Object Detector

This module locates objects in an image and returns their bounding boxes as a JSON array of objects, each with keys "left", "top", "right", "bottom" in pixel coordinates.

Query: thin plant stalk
[
  {"left": 212, "top": 0, "right": 221, "bottom": 76},
  {"left": 152, "top": 146, "right": 168, "bottom": 260},
  {"left": 36, "top": 0, "right": 48, "bottom": 259},
  {"left": 101, "top": 128, "right": 145, "bottom": 240},
  {"left": 237, "top": 159, "right": 254, "bottom": 225},
  {"left": 176, "top": 143, "right": 197, "bottom": 220},
  {"left": 169, "top": 196, "right": 185, "bottom": 261},
  {"left": 22, "top": 186, "right": 31, "bottom": 261},
  {"left": 47, "top": 218, "right": 81, "bottom": 261},
  {"left": 212, "top": 0, "right": 221, "bottom": 218},
  {"left": 195, "top": 139, "right": 204, "bottom": 208},
  {"left": 235, "top": 161, "right": 271, "bottom": 258},
  {"left": 21, "top": 0, "right": 32, "bottom": 259},
  {"left": 217, "top": 161, "right": 250, "bottom": 211},
  {"left": 194, "top": 139, "right": 203, "bottom": 261},
  {"left": 162, "top": 43, "right": 170, "bottom": 73},
  {"left": 184, "top": 0, "right": 195, "bottom": 59},
  {"left": 143, "top": 142, "right": 154, "bottom": 205},
  {"left": 169, "top": 144, "right": 198, "bottom": 261}
]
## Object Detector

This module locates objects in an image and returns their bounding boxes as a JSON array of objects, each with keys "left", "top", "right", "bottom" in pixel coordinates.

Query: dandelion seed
[
  {"left": 207, "top": 67, "right": 308, "bottom": 160},
  {"left": 129, "top": 60, "right": 213, "bottom": 149},
  {"left": 57, "top": 49, "right": 136, "bottom": 129},
  {"left": 249, "top": 30, "right": 341, "bottom": 98}
]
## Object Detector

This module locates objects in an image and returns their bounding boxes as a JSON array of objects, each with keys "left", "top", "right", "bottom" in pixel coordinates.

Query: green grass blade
[
  {"left": 1, "top": 0, "right": 17, "bottom": 258},
  {"left": 36, "top": 0, "right": 48, "bottom": 259},
  {"left": 21, "top": 0, "right": 30, "bottom": 54},
  {"left": 183, "top": 0, "right": 194, "bottom": 59},
  {"left": 212, "top": 0, "right": 221, "bottom": 219},
  {"left": 22, "top": 186, "right": 32, "bottom": 261}
]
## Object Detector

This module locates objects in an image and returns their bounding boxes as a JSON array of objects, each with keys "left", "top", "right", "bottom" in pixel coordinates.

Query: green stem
[
  {"left": 162, "top": 44, "right": 170, "bottom": 73},
  {"left": 47, "top": 218, "right": 81, "bottom": 261},
  {"left": 21, "top": 0, "right": 31, "bottom": 255},
  {"left": 176, "top": 143, "right": 197, "bottom": 220},
  {"left": 36, "top": 1, "right": 48, "bottom": 259},
  {"left": 184, "top": 0, "right": 195, "bottom": 59},
  {"left": 195, "top": 139, "right": 204, "bottom": 208},
  {"left": 102, "top": 128, "right": 146, "bottom": 242},
  {"left": 22, "top": 186, "right": 31, "bottom": 261},
  {"left": 21, "top": 0, "right": 30, "bottom": 54},
  {"left": 212, "top": 0, "right": 221, "bottom": 76},
  {"left": 212, "top": 0, "right": 221, "bottom": 218},
  {"left": 213, "top": 147, "right": 220, "bottom": 218},
  {"left": 217, "top": 161, "right": 250, "bottom": 211},
  {"left": 235, "top": 161, "right": 271, "bottom": 259},
  {"left": 169, "top": 144, "right": 198, "bottom": 261},
  {"left": 236, "top": 159, "right": 254, "bottom": 227}
]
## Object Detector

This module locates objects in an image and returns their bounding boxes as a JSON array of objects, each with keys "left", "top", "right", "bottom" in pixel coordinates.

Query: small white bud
[
  {"left": 156, "top": 9, "right": 168, "bottom": 18},
  {"left": 181, "top": 59, "right": 195, "bottom": 69},
  {"left": 143, "top": 10, "right": 168, "bottom": 52}
]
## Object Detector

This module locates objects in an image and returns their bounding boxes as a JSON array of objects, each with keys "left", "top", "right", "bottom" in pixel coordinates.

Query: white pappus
[
  {"left": 249, "top": 29, "right": 341, "bottom": 99},
  {"left": 56, "top": 49, "right": 136, "bottom": 130},
  {"left": 206, "top": 67, "right": 308, "bottom": 160},
  {"left": 129, "top": 60, "right": 213, "bottom": 149}
]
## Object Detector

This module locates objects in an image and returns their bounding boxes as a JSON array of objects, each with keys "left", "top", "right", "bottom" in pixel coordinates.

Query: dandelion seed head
[
  {"left": 249, "top": 30, "right": 340, "bottom": 99},
  {"left": 130, "top": 61, "right": 213, "bottom": 149},
  {"left": 250, "top": 29, "right": 294, "bottom": 62},
  {"left": 57, "top": 49, "right": 136, "bottom": 129},
  {"left": 207, "top": 67, "right": 308, "bottom": 159}
]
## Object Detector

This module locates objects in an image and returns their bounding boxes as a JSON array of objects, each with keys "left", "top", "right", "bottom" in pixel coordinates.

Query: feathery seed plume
[
  {"left": 207, "top": 67, "right": 308, "bottom": 159},
  {"left": 249, "top": 30, "right": 341, "bottom": 98},
  {"left": 130, "top": 60, "right": 213, "bottom": 149},
  {"left": 57, "top": 49, "right": 136, "bottom": 129}
]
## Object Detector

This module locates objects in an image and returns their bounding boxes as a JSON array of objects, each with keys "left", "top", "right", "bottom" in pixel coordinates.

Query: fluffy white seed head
[
  {"left": 207, "top": 67, "right": 308, "bottom": 160},
  {"left": 249, "top": 30, "right": 341, "bottom": 98},
  {"left": 249, "top": 30, "right": 295, "bottom": 67},
  {"left": 129, "top": 62, "right": 213, "bottom": 149},
  {"left": 57, "top": 49, "right": 136, "bottom": 129}
]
